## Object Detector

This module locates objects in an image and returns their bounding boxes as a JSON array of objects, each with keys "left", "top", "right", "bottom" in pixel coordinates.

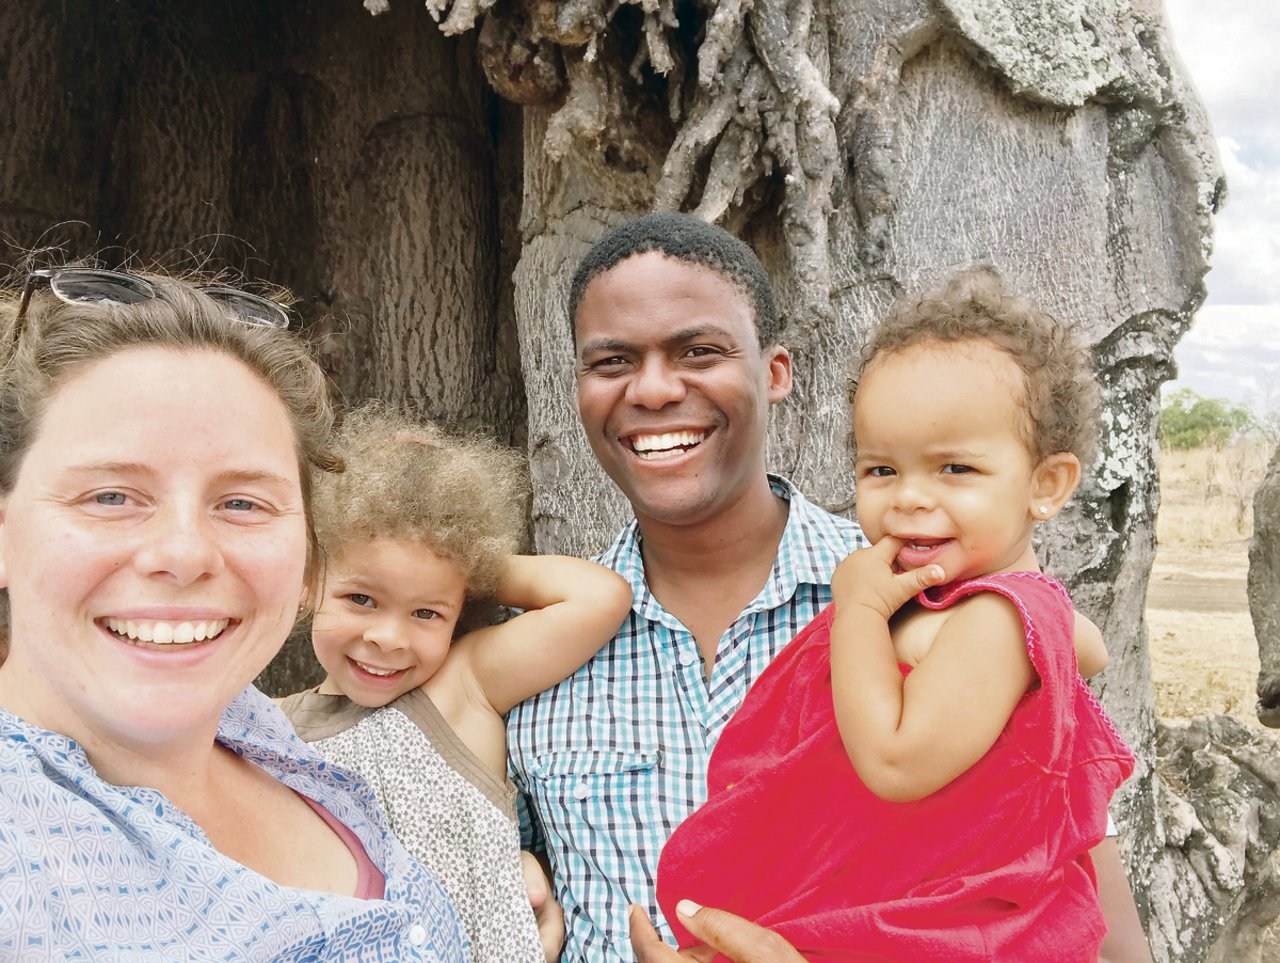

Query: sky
[{"left": 1161, "top": 1, "right": 1280, "bottom": 415}]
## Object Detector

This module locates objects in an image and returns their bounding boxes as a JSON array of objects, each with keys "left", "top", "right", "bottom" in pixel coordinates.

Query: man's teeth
[
  {"left": 631, "top": 430, "right": 706, "bottom": 460},
  {"left": 355, "top": 661, "right": 402, "bottom": 677},
  {"left": 104, "top": 618, "right": 230, "bottom": 645}
]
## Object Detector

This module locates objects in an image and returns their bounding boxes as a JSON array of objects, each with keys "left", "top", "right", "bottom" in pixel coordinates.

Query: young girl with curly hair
[
  {"left": 282, "top": 405, "right": 631, "bottom": 963},
  {"left": 657, "top": 269, "right": 1136, "bottom": 962}
]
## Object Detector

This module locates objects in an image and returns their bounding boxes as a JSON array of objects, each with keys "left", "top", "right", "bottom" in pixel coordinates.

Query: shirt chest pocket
[{"left": 527, "top": 748, "right": 662, "bottom": 828}]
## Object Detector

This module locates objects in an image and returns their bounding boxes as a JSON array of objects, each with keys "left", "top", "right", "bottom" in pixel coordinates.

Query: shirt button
[
  {"left": 678, "top": 651, "right": 696, "bottom": 667},
  {"left": 573, "top": 781, "right": 591, "bottom": 800},
  {"left": 408, "top": 923, "right": 428, "bottom": 946}
]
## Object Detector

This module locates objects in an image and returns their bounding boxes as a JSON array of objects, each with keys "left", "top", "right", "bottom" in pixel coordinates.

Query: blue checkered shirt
[{"left": 507, "top": 477, "right": 864, "bottom": 962}]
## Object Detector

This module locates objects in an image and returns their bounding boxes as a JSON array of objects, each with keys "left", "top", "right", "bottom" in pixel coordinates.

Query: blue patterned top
[
  {"left": 507, "top": 477, "right": 864, "bottom": 962},
  {"left": 0, "top": 686, "right": 469, "bottom": 962}
]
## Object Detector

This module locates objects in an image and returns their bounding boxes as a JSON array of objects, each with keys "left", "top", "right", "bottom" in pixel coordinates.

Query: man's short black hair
[{"left": 568, "top": 211, "right": 781, "bottom": 346}]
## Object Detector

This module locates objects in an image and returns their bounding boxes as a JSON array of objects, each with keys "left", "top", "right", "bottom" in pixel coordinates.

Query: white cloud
[
  {"left": 1159, "top": 2, "right": 1280, "bottom": 409},
  {"left": 1163, "top": 2, "right": 1280, "bottom": 148},
  {"left": 1167, "top": 304, "right": 1280, "bottom": 412},
  {"left": 1206, "top": 138, "right": 1280, "bottom": 305}
]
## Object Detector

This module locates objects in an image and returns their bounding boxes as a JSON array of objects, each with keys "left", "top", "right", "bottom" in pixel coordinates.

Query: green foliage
[{"left": 1160, "top": 388, "right": 1256, "bottom": 450}]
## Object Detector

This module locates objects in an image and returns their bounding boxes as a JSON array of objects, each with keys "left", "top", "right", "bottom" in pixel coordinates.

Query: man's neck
[{"left": 636, "top": 477, "right": 790, "bottom": 672}]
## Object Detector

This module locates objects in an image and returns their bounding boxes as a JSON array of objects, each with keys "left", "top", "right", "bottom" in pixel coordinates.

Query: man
[{"left": 508, "top": 212, "right": 1150, "bottom": 963}]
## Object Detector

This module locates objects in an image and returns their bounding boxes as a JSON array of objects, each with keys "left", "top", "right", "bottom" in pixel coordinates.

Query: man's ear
[
  {"left": 1029, "top": 453, "right": 1082, "bottom": 521},
  {"left": 765, "top": 345, "right": 793, "bottom": 403}
]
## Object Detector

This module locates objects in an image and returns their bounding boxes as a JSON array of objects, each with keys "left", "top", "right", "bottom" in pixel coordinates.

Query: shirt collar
[{"left": 598, "top": 474, "right": 859, "bottom": 626}]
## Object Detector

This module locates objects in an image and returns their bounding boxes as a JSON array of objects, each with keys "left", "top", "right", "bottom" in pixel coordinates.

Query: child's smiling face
[
  {"left": 312, "top": 537, "right": 468, "bottom": 707},
  {"left": 852, "top": 338, "right": 1049, "bottom": 583}
]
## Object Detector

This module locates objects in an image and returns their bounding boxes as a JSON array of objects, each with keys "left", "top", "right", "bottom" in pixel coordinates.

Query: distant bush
[{"left": 1160, "top": 388, "right": 1256, "bottom": 450}]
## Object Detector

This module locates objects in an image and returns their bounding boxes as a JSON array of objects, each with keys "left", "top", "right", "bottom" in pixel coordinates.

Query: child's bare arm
[
  {"left": 829, "top": 537, "right": 1035, "bottom": 802},
  {"left": 457, "top": 555, "right": 632, "bottom": 715},
  {"left": 1073, "top": 611, "right": 1108, "bottom": 677}
]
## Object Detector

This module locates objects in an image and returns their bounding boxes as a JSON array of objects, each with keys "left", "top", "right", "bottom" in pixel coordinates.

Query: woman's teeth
[{"left": 104, "top": 618, "right": 230, "bottom": 645}]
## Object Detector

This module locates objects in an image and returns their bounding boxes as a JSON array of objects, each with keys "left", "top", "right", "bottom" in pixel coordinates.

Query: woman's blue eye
[
  {"left": 94, "top": 492, "right": 127, "bottom": 506},
  {"left": 223, "top": 498, "right": 257, "bottom": 511}
]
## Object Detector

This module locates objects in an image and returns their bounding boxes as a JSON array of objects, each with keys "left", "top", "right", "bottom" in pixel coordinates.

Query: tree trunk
[
  {"left": 3, "top": 1, "right": 1271, "bottom": 957},
  {"left": 1252, "top": 444, "right": 1280, "bottom": 726},
  {"left": 482, "top": 2, "right": 1239, "bottom": 959},
  {"left": 0, "top": 0, "right": 525, "bottom": 694}
]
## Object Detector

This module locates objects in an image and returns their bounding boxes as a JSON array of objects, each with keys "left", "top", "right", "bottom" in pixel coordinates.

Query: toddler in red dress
[{"left": 657, "top": 269, "right": 1135, "bottom": 962}]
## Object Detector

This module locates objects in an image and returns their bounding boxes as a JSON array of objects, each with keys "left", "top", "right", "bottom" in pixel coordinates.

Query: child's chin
[{"left": 347, "top": 682, "right": 408, "bottom": 709}]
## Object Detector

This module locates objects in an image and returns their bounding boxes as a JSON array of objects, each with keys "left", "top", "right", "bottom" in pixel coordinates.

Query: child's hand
[{"left": 832, "top": 536, "right": 946, "bottom": 621}]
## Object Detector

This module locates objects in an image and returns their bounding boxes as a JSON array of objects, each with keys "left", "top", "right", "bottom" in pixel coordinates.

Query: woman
[{"left": 0, "top": 267, "right": 467, "bottom": 961}]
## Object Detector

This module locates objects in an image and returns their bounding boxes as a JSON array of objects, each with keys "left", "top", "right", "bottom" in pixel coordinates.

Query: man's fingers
[
  {"left": 520, "top": 851, "right": 548, "bottom": 907},
  {"left": 522, "top": 851, "right": 564, "bottom": 962},
  {"left": 628, "top": 905, "right": 712, "bottom": 962},
  {"left": 676, "top": 902, "right": 806, "bottom": 962},
  {"left": 630, "top": 905, "right": 681, "bottom": 962}
]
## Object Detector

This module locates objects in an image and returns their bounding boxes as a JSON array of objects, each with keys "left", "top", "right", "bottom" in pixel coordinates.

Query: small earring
[{"left": 1038, "top": 506, "right": 1049, "bottom": 516}]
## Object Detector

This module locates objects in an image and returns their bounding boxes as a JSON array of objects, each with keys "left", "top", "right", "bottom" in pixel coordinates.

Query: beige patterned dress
[{"left": 282, "top": 687, "right": 543, "bottom": 963}]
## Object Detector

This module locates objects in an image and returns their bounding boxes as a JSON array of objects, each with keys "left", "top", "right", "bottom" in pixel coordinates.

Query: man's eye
[
  {"left": 94, "top": 492, "right": 127, "bottom": 506},
  {"left": 685, "top": 346, "right": 719, "bottom": 358}
]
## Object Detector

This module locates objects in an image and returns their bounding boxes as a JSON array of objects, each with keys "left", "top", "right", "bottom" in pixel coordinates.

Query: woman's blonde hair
[
  {"left": 314, "top": 405, "right": 529, "bottom": 633},
  {"left": 0, "top": 268, "right": 338, "bottom": 595}
]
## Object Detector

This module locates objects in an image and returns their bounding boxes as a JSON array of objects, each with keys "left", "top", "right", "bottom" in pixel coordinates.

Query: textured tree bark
[
  {"left": 1252, "top": 444, "right": 1280, "bottom": 727},
  {"left": 0, "top": 0, "right": 525, "bottom": 694},
  {"left": 473, "top": 1, "right": 1237, "bottom": 959}
]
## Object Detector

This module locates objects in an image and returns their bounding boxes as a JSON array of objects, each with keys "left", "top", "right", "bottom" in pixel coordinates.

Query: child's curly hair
[
  {"left": 315, "top": 404, "right": 530, "bottom": 632},
  {"left": 849, "top": 267, "right": 1099, "bottom": 465}
]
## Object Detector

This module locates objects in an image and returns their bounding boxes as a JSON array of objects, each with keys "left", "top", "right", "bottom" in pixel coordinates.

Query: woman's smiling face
[{"left": 0, "top": 347, "right": 309, "bottom": 753}]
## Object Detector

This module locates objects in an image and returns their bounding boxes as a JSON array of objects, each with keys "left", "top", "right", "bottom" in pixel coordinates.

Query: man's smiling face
[{"left": 573, "top": 251, "right": 792, "bottom": 529}]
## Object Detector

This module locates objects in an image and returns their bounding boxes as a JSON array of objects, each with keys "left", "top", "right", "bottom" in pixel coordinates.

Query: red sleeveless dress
[{"left": 656, "top": 572, "right": 1135, "bottom": 962}]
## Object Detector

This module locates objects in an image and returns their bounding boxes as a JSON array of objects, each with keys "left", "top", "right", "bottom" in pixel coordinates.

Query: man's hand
[
  {"left": 831, "top": 536, "right": 946, "bottom": 621},
  {"left": 629, "top": 902, "right": 807, "bottom": 963},
  {"left": 521, "top": 850, "right": 564, "bottom": 962}
]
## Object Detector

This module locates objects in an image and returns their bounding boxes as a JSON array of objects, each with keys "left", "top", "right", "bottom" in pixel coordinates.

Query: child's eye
[
  {"left": 866, "top": 466, "right": 895, "bottom": 477},
  {"left": 941, "top": 464, "right": 974, "bottom": 475},
  {"left": 413, "top": 608, "right": 440, "bottom": 621},
  {"left": 346, "top": 593, "right": 375, "bottom": 608}
]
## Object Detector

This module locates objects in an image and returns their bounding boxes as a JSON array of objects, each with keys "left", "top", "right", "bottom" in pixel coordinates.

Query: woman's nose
[{"left": 133, "top": 506, "right": 224, "bottom": 586}]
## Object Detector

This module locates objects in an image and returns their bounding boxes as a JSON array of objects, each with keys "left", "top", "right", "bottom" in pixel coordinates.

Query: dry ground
[{"left": 1147, "top": 442, "right": 1268, "bottom": 726}]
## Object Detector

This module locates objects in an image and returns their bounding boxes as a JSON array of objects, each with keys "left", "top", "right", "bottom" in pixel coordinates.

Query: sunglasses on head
[{"left": 15, "top": 267, "right": 291, "bottom": 337}]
